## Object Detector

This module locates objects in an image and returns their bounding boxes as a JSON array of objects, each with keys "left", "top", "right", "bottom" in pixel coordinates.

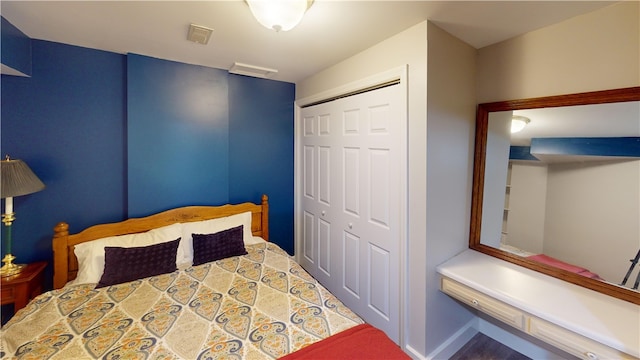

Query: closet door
[{"left": 299, "top": 84, "right": 403, "bottom": 343}]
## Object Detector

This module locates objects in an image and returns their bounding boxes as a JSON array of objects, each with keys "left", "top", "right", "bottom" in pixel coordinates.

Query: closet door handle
[
  {"left": 348, "top": 223, "right": 353, "bottom": 229},
  {"left": 321, "top": 211, "right": 326, "bottom": 216}
]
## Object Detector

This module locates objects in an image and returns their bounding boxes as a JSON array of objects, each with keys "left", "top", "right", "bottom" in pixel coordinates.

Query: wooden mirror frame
[{"left": 469, "top": 86, "right": 640, "bottom": 305}]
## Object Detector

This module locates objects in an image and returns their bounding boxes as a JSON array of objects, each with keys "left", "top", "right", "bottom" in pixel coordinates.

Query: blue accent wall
[
  {"left": 127, "top": 54, "right": 230, "bottom": 216},
  {"left": 1, "top": 16, "right": 32, "bottom": 76},
  {"left": 1, "top": 40, "right": 295, "bottom": 290},
  {"left": 1, "top": 40, "right": 127, "bottom": 288},
  {"left": 229, "top": 74, "right": 295, "bottom": 254}
]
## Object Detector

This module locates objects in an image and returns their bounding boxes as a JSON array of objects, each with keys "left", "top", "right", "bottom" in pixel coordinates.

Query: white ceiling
[
  {"left": 0, "top": 1, "right": 617, "bottom": 83},
  {"left": 511, "top": 102, "right": 640, "bottom": 146}
]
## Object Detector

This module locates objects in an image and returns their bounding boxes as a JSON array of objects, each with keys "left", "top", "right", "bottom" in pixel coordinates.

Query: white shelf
[{"left": 437, "top": 249, "right": 640, "bottom": 359}]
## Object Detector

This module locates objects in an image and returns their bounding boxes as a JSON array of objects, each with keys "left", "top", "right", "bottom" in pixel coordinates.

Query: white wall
[
  {"left": 297, "top": 20, "right": 477, "bottom": 358},
  {"left": 508, "top": 162, "right": 547, "bottom": 254},
  {"left": 477, "top": 0, "right": 639, "bottom": 282},
  {"left": 544, "top": 160, "right": 640, "bottom": 282},
  {"left": 476, "top": 0, "right": 639, "bottom": 355},
  {"left": 297, "top": 21, "right": 431, "bottom": 357},
  {"left": 296, "top": 1, "right": 639, "bottom": 357},
  {"left": 481, "top": 112, "right": 512, "bottom": 248},
  {"left": 506, "top": 159, "right": 639, "bottom": 282},
  {"left": 477, "top": 1, "right": 639, "bottom": 103},
  {"left": 424, "top": 21, "right": 477, "bottom": 356}
]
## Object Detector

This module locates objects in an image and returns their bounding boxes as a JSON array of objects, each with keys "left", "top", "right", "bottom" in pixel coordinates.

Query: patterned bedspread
[{"left": 0, "top": 242, "right": 363, "bottom": 359}]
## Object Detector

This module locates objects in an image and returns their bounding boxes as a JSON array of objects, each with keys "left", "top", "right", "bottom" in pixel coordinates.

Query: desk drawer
[
  {"left": 529, "top": 317, "right": 637, "bottom": 360},
  {"left": 441, "top": 277, "right": 525, "bottom": 331}
]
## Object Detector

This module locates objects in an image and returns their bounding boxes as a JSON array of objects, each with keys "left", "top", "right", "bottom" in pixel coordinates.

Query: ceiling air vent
[
  {"left": 187, "top": 24, "right": 213, "bottom": 45},
  {"left": 229, "top": 62, "right": 278, "bottom": 79}
]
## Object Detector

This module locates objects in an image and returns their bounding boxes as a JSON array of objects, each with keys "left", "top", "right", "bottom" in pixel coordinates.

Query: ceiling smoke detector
[
  {"left": 187, "top": 24, "right": 213, "bottom": 45},
  {"left": 229, "top": 62, "right": 278, "bottom": 79}
]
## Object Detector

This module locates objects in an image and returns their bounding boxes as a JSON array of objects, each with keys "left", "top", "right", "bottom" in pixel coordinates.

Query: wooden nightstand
[{"left": 1, "top": 261, "right": 47, "bottom": 312}]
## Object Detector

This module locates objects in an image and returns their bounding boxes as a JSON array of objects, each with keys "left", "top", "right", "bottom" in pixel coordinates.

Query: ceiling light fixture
[
  {"left": 511, "top": 115, "right": 531, "bottom": 133},
  {"left": 246, "top": 0, "right": 314, "bottom": 32}
]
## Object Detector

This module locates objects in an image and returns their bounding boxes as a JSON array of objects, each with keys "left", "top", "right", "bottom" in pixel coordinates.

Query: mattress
[{"left": 0, "top": 242, "right": 364, "bottom": 359}]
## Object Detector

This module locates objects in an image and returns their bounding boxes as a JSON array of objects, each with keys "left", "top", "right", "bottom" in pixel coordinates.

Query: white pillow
[
  {"left": 180, "top": 211, "right": 253, "bottom": 265},
  {"left": 73, "top": 223, "right": 183, "bottom": 285},
  {"left": 246, "top": 236, "right": 267, "bottom": 245}
]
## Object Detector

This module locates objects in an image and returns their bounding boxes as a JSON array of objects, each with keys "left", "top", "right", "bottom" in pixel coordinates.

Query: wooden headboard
[{"left": 52, "top": 195, "right": 269, "bottom": 289}]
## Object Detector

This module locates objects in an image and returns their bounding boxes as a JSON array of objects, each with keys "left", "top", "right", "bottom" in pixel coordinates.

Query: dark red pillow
[
  {"left": 96, "top": 238, "right": 180, "bottom": 288},
  {"left": 192, "top": 225, "right": 247, "bottom": 266}
]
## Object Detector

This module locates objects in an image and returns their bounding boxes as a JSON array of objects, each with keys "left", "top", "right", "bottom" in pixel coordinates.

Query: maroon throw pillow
[{"left": 192, "top": 225, "right": 247, "bottom": 266}]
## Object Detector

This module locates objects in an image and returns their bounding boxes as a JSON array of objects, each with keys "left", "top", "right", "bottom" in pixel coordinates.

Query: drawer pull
[
  {"left": 585, "top": 352, "right": 598, "bottom": 360},
  {"left": 471, "top": 299, "right": 479, "bottom": 306}
]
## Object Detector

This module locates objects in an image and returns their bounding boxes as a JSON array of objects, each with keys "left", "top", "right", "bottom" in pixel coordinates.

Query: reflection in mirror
[{"left": 470, "top": 87, "right": 640, "bottom": 305}]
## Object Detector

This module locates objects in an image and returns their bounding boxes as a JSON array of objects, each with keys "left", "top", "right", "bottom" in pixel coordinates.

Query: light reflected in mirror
[{"left": 470, "top": 87, "right": 640, "bottom": 305}]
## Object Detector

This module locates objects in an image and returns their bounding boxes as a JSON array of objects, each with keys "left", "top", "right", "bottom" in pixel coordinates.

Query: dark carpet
[{"left": 450, "top": 333, "right": 531, "bottom": 360}]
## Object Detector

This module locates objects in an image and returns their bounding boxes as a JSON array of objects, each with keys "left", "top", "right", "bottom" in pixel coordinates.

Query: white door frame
[{"left": 293, "top": 65, "right": 408, "bottom": 347}]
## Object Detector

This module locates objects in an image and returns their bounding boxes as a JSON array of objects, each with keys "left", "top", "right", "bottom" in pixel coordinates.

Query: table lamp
[{"left": 1, "top": 155, "right": 45, "bottom": 277}]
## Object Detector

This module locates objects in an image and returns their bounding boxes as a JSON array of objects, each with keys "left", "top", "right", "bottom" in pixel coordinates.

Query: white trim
[
  {"left": 296, "top": 67, "right": 406, "bottom": 108},
  {"left": 404, "top": 344, "right": 428, "bottom": 360},
  {"left": 293, "top": 65, "right": 409, "bottom": 348},
  {"left": 424, "top": 319, "right": 478, "bottom": 360}
]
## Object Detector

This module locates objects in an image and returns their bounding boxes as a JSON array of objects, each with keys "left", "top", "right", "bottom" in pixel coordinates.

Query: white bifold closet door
[{"left": 299, "top": 84, "right": 402, "bottom": 343}]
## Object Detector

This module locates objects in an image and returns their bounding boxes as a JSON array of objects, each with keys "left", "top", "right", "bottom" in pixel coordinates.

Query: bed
[
  {"left": 500, "top": 244, "right": 603, "bottom": 280},
  {"left": 0, "top": 195, "right": 408, "bottom": 359}
]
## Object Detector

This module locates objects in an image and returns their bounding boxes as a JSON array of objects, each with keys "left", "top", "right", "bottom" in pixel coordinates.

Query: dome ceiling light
[
  {"left": 511, "top": 115, "right": 531, "bottom": 133},
  {"left": 246, "top": 0, "right": 314, "bottom": 32}
]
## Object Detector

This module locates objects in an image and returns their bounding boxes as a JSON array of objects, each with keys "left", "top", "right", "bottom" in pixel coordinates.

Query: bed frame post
[
  {"left": 262, "top": 194, "right": 269, "bottom": 241},
  {"left": 52, "top": 222, "right": 69, "bottom": 289}
]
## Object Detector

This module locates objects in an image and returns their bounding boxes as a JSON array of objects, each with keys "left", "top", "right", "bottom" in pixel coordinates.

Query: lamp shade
[
  {"left": 247, "top": 0, "right": 311, "bottom": 32},
  {"left": 1, "top": 157, "right": 45, "bottom": 199}
]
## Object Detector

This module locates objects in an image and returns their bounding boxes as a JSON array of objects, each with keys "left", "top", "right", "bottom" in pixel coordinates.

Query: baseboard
[
  {"left": 404, "top": 344, "right": 427, "bottom": 360},
  {"left": 424, "top": 319, "right": 477, "bottom": 360},
  {"left": 409, "top": 313, "right": 572, "bottom": 360}
]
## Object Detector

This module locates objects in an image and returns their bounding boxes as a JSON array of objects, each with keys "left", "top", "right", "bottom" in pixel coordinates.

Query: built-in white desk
[{"left": 437, "top": 249, "right": 639, "bottom": 360}]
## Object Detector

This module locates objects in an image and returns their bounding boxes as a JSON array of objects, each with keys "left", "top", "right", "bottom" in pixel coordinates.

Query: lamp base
[{"left": 0, "top": 254, "right": 26, "bottom": 277}]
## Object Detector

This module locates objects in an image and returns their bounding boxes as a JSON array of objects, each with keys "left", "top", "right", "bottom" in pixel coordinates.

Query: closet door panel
[
  {"left": 318, "top": 218, "right": 331, "bottom": 276},
  {"left": 343, "top": 231, "right": 361, "bottom": 297},
  {"left": 319, "top": 113, "right": 331, "bottom": 135},
  {"left": 302, "top": 211, "right": 315, "bottom": 265},
  {"left": 299, "top": 83, "right": 403, "bottom": 343},
  {"left": 369, "top": 149, "right": 391, "bottom": 228},
  {"left": 368, "top": 243, "right": 391, "bottom": 318},
  {"left": 301, "top": 141, "right": 316, "bottom": 273},
  {"left": 303, "top": 145, "right": 315, "bottom": 199},
  {"left": 343, "top": 108, "right": 360, "bottom": 134},
  {"left": 318, "top": 146, "right": 331, "bottom": 205},
  {"left": 343, "top": 147, "right": 361, "bottom": 216}
]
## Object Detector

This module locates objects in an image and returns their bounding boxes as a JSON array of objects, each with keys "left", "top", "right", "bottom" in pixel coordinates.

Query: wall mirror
[{"left": 469, "top": 87, "right": 640, "bottom": 305}]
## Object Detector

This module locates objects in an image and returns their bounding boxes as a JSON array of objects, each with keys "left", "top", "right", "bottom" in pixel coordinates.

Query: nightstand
[{"left": 1, "top": 261, "right": 47, "bottom": 313}]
